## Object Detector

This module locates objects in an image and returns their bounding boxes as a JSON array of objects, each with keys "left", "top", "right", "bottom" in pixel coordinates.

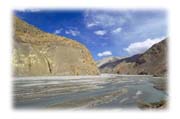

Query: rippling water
[{"left": 13, "top": 75, "right": 167, "bottom": 109}]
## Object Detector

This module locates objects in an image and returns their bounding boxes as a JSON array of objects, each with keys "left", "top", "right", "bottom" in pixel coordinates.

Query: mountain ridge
[{"left": 98, "top": 39, "right": 167, "bottom": 77}]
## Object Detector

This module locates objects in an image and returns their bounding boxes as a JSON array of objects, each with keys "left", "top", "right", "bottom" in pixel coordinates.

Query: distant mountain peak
[{"left": 96, "top": 56, "right": 122, "bottom": 67}]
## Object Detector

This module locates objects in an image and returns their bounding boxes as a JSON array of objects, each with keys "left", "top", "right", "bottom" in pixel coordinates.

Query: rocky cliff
[
  {"left": 99, "top": 39, "right": 167, "bottom": 77},
  {"left": 12, "top": 16, "right": 100, "bottom": 76}
]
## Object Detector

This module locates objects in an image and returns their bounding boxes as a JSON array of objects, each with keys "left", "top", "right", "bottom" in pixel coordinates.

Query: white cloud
[
  {"left": 54, "top": 28, "right": 62, "bottom": 34},
  {"left": 87, "top": 23, "right": 97, "bottom": 28},
  {"left": 124, "top": 37, "right": 165, "bottom": 55},
  {"left": 84, "top": 10, "right": 132, "bottom": 29},
  {"left": 112, "top": 27, "right": 122, "bottom": 33},
  {"left": 94, "top": 30, "right": 107, "bottom": 36},
  {"left": 65, "top": 29, "right": 80, "bottom": 36},
  {"left": 97, "top": 51, "right": 112, "bottom": 57}
]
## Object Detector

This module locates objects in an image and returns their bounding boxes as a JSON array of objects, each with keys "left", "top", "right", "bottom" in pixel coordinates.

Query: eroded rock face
[
  {"left": 99, "top": 39, "right": 167, "bottom": 77},
  {"left": 13, "top": 16, "right": 100, "bottom": 76}
]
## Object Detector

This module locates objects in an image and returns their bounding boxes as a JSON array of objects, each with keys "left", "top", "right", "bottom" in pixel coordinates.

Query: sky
[{"left": 14, "top": 9, "right": 168, "bottom": 60}]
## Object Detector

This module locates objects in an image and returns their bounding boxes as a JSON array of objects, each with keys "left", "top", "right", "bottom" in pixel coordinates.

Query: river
[{"left": 13, "top": 74, "right": 167, "bottom": 109}]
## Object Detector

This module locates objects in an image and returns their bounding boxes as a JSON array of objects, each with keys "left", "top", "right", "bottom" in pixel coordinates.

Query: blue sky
[{"left": 15, "top": 9, "right": 167, "bottom": 60}]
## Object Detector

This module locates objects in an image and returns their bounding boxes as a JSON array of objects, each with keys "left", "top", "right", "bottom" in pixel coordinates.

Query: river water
[{"left": 13, "top": 75, "right": 167, "bottom": 109}]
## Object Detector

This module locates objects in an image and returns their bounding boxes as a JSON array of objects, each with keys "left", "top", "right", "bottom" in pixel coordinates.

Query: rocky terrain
[
  {"left": 12, "top": 16, "right": 168, "bottom": 110},
  {"left": 99, "top": 39, "right": 167, "bottom": 77},
  {"left": 12, "top": 16, "right": 100, "bottom": 76},
  {"left": 12, "top": 16, "right": 167, "bottom": 77},
  {"left": 96, "top": 56, "right": 122, "bottom": 70}
]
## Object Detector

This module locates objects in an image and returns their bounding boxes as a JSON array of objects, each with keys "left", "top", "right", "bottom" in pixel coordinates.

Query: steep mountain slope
[
  {"left": 99, "top": 39, "right": 167, "bottom": 76},
  {"left": 96, "top": 56, "right": 123, "bottom": 73},
  {"left": 96, "top": 56, "right": 122, "bottom": 67},
  {"left": 12, "top": 16, "right": 100, "bottom": 76}
]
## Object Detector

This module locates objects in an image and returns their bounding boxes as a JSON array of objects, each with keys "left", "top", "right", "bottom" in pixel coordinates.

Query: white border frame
[{"left": 0, "top": 0, "right": 180, "bottom": 119}]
